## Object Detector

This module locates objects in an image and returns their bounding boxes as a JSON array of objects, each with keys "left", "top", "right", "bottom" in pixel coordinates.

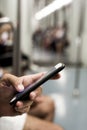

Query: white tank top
[{"left": 0, "top": 114, "right": 27, "bottom": 130}]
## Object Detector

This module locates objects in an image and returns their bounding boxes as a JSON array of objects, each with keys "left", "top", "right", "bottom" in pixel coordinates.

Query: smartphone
[{"left": 10, "top": 63, "right": 65, "bottom": 105}]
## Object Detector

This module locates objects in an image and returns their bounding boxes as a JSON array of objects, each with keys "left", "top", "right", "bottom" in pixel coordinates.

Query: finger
[
  {"left": 51, "top": 73, "right": 61, "bottom": 80},
  {"left": 29, "top": 86, "right": 42, "bottom": 101},
  {"left": 15, "top": 105, "right": 30, "bottom": 113},
  {"left": 15, "top": 101, "right": 33, "bottom": 113},
  {"left": 22, "top": 72, "right": 45, "bottom": 87},
  {"left": 22, "top": 72, "right": 60, "bottom": 87},
  {"left": 16, "top": 101, "right": 23, "bottom": 107},
  {"left": 16, "top": 101, "right": 33, "bottom": 108}
]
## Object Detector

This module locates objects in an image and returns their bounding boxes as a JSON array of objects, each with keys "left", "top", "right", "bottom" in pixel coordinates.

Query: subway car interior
[{"left": 0, "top": 0, "right": 87, "bottom": 130}]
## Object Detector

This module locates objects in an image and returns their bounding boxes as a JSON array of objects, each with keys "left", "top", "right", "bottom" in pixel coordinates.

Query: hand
[
  {"left": 0, "top": 72, "right": 60, "bottom": 117},
  {"left": 16, "top": 72, "right": 61, "bottom": 114},
  {"left": 0, "top": 73, "right": 43, "bottom": 117}
]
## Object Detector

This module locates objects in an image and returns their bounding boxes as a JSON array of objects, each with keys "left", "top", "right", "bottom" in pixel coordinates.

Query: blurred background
[{"left": 0, "top": 0, "right": 87, "bottom": 130}]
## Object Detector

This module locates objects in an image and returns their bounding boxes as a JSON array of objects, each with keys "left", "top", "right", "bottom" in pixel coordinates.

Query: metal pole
[
  {"left": 72, "top": 0, "right": 86, "bottom": 97},
  {"left": 13, "top": 0, "right": 21, "bottom": 76}
]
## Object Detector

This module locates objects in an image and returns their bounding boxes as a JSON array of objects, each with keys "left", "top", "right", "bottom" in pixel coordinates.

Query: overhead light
[{"left": 35, "top": 0, "right": 72, "bottom": 20}]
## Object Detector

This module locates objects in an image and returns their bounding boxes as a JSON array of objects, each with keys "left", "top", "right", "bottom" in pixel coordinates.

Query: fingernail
[{"left": 18, "top": 84, "right": 24, "bottom": 92}]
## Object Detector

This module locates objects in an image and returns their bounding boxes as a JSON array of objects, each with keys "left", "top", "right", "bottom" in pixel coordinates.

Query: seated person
[
  {"left": 0, "top": 73, "right": 63, "bottom": 130},
  {"left": 0, "top": 14, "right": 28, "bottom": 69}
]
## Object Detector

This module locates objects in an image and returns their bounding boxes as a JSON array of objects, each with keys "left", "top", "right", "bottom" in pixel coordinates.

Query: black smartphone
[{"left": 10, "top": 63, "right": 65, "bottom": 105}]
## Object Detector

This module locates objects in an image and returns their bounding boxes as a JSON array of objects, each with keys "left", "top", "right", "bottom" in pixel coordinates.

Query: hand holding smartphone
[{"left": 10, "top": 63, "right": 65, "bottom": 105}]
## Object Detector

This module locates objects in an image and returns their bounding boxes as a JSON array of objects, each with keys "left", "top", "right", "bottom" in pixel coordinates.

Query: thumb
[{"left": 2, "top": 73, "right": 24, "bottom": 92}]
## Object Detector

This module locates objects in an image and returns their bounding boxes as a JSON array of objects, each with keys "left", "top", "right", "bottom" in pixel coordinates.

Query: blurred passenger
[
  {"left": 34, "top": 24, "right": 70, "bottom": 56},
  {"left": 32, "top": 27, "right": 43, "bottom": 48},
  {"left": 0, "top": 72, "right": 63, "bottom": 130},
  {"left": 0, "top": 12, "right": 29, "bottom": 70},
  {"left": 49, "top": 24, "right": 69, "bottom": 55},
  {"left": 42, "top": 27, "right": 53, "bottom": 51},
  {"left": 0, "top": 12, "right": 14, "bottom": 46},
  {"left": 0, "top": 12, "right": 14, "bottom": 67}
]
